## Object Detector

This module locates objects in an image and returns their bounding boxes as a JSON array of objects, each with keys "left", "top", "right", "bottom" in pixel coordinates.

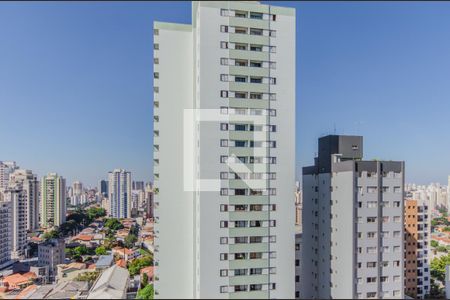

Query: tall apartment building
[
  {"left": 404, "top": 198, "right": 430, "bottom": 298},
  {"left": 295, "top": 183, "right": 302, "bottom": 226},
  {"left": 153, "top": 1, "right": 295, "bottom": 298},
  {"left": 1, "top": 187, "right": 27, "bottom": 259},
  {"left": 99, "top": 180, "right": 108, "bottom": 197},
  {"left": 0, "top": 161, "right": 18, "bottom": 190},
  {"left": 9, "top": 169, "right": 39, "bottom": 231},
  {"left": 0, "top": 196, "right": 12, "bottom": 269},
  {"left": 38, "top": 238, "right": 65, "bottom": 282},
  {"left": 295, "top": 225, "right": 302, "bottom": 299},
  {"left": 108, "top": 169, "right": 131, "bottom": 218},
  {"left": 301, "top": 135, "right": 405, "bottom": 299},
  {"left": 41, "top": 173, "right": 66, "bottom": 228}
]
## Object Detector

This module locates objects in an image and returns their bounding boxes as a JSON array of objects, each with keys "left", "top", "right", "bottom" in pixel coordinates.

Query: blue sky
[{"left": 1, "top": 1, "right": 450, "bottom": 186}]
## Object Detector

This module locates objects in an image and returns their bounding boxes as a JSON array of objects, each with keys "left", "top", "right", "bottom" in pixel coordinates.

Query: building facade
[
  {"left": 9, "top": 169, "right": 39, "bottom": 232},
  {"left": 153, "top": 1, "right": 296, "bottom": 298},
  {"left": 0, "top": 199, "right": 12, "bottom": 269},
  {"left": 0, "top": 161, "right": 17, "bottom": 190},
  {"left": 404, "top": 198, "right": 430, "bottom": 298},
  {"left": 40, "top": 173, "right": 66, "bottom": 228},
  {"left": 301, "top": 135, "right": 405, "bottom": 299},
  {"left": 1, "top": 187, "right": 27, "bottom": 259},
  {"left": 108, "top": 169, "right": 131, "bottom": 219},
  {"left": 38, "top": 238, "right": 65, "bottom": 282}
]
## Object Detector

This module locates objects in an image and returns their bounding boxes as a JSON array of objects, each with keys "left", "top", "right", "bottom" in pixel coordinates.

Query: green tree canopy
[
  {"left": 137, "top": 284, "right": 154, "bottom": 300},
  {"left": 431, "top": 240, "right": 439, "bottom": 248},
  {"left": 431, "top": 253, "right": 450, "bottom": 282},
  {"left": 95, "top": 246, "right": 108, "bottom": 256},
  {"left": 124, "top": 234, "right": 138, "bottom": 249},
  {"left": 128, "top": 256, "right": 153, "bottom": 276}
]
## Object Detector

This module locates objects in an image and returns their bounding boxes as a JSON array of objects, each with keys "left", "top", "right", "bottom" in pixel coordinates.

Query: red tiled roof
[
  {"left": 15, "top": 284, "right": 37, "bottom": 299},
  {"left": 140, "top": 266, "right": 154, "bottom": 278},
  {"left": 74, "top": 235, "right": 93, "bottom": 241},
  {"left": 116, "top": 259, "right": 126, "bottom": 268},
  {"left": 2, "top": 274, "right": 29, "bottom": 288}
]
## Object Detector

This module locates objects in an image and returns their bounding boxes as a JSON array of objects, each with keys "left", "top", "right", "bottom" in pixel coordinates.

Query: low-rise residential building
[
  {"left": 95, "top": 255, "right": 114, "bottom": 270},
  {"left": 56, "top": 262, "right": 88, "bottom": 282},
  {"left": 87, "top": 265, "right": 130, "bottom": 299},
  {"left": 140, "top": 266, "right": 154, "bottom": 282},
  {"left": 112, "top": 247, "right": 139, "bottom": 261},
  {"left": 38, "top": 239, "right": 65, "bottom": 282}
]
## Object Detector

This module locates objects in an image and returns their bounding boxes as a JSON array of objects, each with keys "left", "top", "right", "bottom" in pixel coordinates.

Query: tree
[
  {"left": 141, "top": 273, "right": 148, "bottom": 288},
  {"left": 137, "top": 284, "right": 154, "bottom": 300},
  {"left": 42, "top": 229, "right": 60, "bottom": 240},
  {"left": 431, "top": 253, "right": 450, "bottom": 282},
  {"left": 73, "top": 245, "right": 89, "bottom": 256},
  {"left": 104, "top": 218, "right": 124, "bottom": 231},
  {"left": 437, "top": 245, "right": 447, "bottom": 253},
  {"left": 95, "top": 246, "right": 108, "bottom": 256},
  {"left": 431, "top": 240, "right": 439, "bottom": 248},
  {"left": 87, "top": 207, "right": 106, "bottom": 221},
  {"left": 124, "top": 234, "right": 138, "bottom": 249},
  {"left": 128, "top": 256, "right": 153, "bottom": 276}
]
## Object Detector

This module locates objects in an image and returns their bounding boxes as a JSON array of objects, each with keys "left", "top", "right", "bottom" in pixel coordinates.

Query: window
[
  {"left": 235, "top": 92, "right": 247, "bottom": 99},
  {"left": 235, "top": 59, "right": 248, "bottom": 67},
  {"left": 250, "top": 12, "right": 263, "bottom": 19},
  {"left": 381, "top": 276, "right": 388, "bottom": 283},
  {"left": 220, "top": 204, "right": 228, "bottom": 212},
  {"left": 367, "top": 201, "right": 377, "bottom": 208},
  {"left": 221, "top": 25, "right": 229, "bottom": 33},
  {"left": 220, "top": 123, "right": 228, "bottom": 131},
  {"left": 250, "top": 77, "right": 262, "bottom": 83},
  {"left": 220, "top": 90, "right": 228, "bottom": 98},
  {"left": 367, "top": 247, "right": 376, "bottom": 254},
  {"left": 393, "top": 275, "right": 401, "bottom": 282},
  {"left": 235, "top": 43, "right": 247, "bottom": 50},
  {"left": 234, "top": 285, "right": 247, "bottom": 292},
  {"left": 250, "top": 61, "right": 262, "bottom": 68},
  {"left": 367, "top": 186, "right": 377, "bottom": 193},
  {"left": 220, "top": 221, "right": 228, "bottom": 228},
  {"left": 154, "top": 43, "right": 159, "bottom": 50},
  {"left": 250, "top": 284, "right": 262, "bottom": 291},
  {"left": 382, "top": 216, "right": 389, "bottom": 223},
  {"left": 394, "top": 186, "right": 401, "bottom": 193},
  {"left": 220, "top": 139, "right": 228, "bottom": 147},
  {"left": 367, "top": 217, "right": 376, "bottom": 223},
  {"left": 220, "top": 9, "right": 229, "bottom": 16},
  {"left": 235, "top": 76, "right": 247, "bottom": 83},
  {"left": 269, "top": 30, "right": 276, "bottom": 37},
  {"left": 270, "top": 78, "right": 277, "bottom": 84},
  {"left": 220, "top": 286, "right": 228, "bottom": 293},
  {"left": 250, "top": 268, "right": 262, "bottom": 275},
  {"left": 235, "top": 11, "right": 247, "bottom": 18},
  {"left": 393, "top": 216, "right": 401, "bottom": 223},
  {"left": 220, "top": 156, "right": 228, "bottom": 163},
  {"left": 154, "top": 72, "right": 159, "bottom": 79},
  {"left": 249, "top": 93, "right": 263, "bottom": 99},
  {"left": 234, "top": 27, "right": 247, "bottom": 34},
  {"left": 220, "top": 269, "right": 228, "bottom": 277},
  {"left": 154, "top": 58, "right": 159, "bottom": 64},
  {"left": 272, "top": 14, "right": 276, "bottom": 21},
  {"left": 250, "top": 236, "right": 263, "bottom": 243},
  {"left": 250, "top": 28, "right": 263, "bottom": 36},
  {"left": 220, "top": 237, "right": 228, "bottom": 244},
  {"left": 367, "top": 277, "right": 377, "bottom": 283},
  {"left": 220, "top": 58, "right": 228, "bottom": 65},
  {"left": 366, "top": 292, "right": 376, "bottom": 298},
  {"left": 220, "top": 188, "right": 228, "bottom": 196},
  {"left": 235, "top": 237, "right": 248, "bottom": 244},
  {"left": 220, "top": 74, "right": 229, "bottom": 81},
  {"left": 250, "top": 44, "right": 263, "bottom": 52},
  {"left": 154, "top": 87, "right": 159, "bottom": 93},
  {"left": 221, "top": 41, "right": 229, "bottom": 49},
  {"left": 367, "top": 262, "right": 376, "bottom": 268},
  {"left": 367, "top": 232, "right": 377, "bottom": 239},
  {"left": 153, "top": 28, "right": 159, "bottom": 35}
]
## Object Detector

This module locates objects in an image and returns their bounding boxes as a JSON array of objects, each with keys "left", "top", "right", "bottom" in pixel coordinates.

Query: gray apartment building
[{"left": 301, "top": 135, "right": 404, "bottom": 299}]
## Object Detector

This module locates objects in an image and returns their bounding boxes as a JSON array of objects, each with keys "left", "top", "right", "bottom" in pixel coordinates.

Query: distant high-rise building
[
  {"left": 9, "top": 169, "right": 39, "bottom": 231},
  {"left": 132, "top": 181, "right": 145, "bottom": 191},
  {"left": 404, "top": 198, "right": 430, "bottom": 298},
  {"left": 41, "top": 173, "right": 66, "bottom": 228},
  {"left": 108, "top": 169, "right": 131, "bottom": 218},
  {"left": 1, "top": 187, "right": 27, "bottom": 259},
  {"left": 99, "top": 180, "right": 108, "bottom": 197},
  {"left": 144, "top": 183, "right": 154, "bottom": 219},
  {"left": 0, "top": 161, "right": 18, "bottom": 190},
  {"left": 153, "top": 1, "right": 296, "bottom": 298},
  {"left": 73, "top": 181, "right": 83, "bottom": 196},
  {"left": 301, "top": 135, "right": 405, "bottom": 299}
]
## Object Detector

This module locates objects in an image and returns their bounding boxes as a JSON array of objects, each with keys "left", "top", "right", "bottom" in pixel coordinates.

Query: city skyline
[{"left": 3, "top": 1, "right": 450, "bottom": 185}]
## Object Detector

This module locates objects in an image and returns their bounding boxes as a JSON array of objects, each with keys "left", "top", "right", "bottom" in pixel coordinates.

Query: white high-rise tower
[
  {"left": 108, "top": 169, "right": 131, "bottom": 218},
  {"left": 9, "top": 169, "right": 39, "bottom": 231},
  {"left": 153, "top": 1, "right": 296, "bottom": 298},
  {"left": 40, "top": 173, "right": 66, "bottom": 228}
]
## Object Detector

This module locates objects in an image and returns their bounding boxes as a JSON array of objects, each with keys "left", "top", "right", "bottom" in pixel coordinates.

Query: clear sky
[{"left": 1, "top": 1, "right": 450, "bottom": 186}]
